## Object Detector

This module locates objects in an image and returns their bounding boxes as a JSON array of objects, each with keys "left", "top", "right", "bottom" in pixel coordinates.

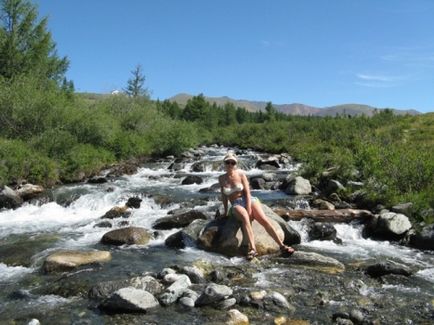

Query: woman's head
[{"left": 223, "top": 152, "right": 238, "bottom": 168}]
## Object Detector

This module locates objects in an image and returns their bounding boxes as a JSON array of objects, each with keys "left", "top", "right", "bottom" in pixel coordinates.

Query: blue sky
[{"left": 33, "top": 0, "right": 434, "bottom": 112}]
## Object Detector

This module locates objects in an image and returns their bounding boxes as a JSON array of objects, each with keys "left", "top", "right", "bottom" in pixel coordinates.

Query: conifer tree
[
  {"left": 125, "top": 64, "right": 149, "bottom": 98},
  {"left": 0, "top": 0, "right": 69, "bottom": 83}
]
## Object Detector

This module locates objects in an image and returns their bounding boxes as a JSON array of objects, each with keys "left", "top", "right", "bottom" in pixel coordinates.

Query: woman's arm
[{"left": 219, "top": 175, "right": 229, "bottom": 216}]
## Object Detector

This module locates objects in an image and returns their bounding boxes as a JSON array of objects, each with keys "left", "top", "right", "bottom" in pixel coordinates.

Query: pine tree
[
  {"left": 0, "top": 0, "right": 69, "bottom": 83},
  {"left": 125, "top": 64, "right": 149, "bottom": 98}
]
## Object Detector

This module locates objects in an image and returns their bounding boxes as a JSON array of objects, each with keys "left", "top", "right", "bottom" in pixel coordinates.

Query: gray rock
[
  {"left": 409, "top": 224, "right": 434, "bottom": 250},
  {"left": 165, "top": 219, "right": 208, "bottom": 249},
  {"left": 391, "top": 202, "right": 413, "bottom": 217},
  {"left": 275, "top": 251, "right": 345, "bottom": 272},
  {"left": 101, "top": 227, "right": 152, "bottom": 246},
  {"left": 90, "top": 275, "right": 163, "bottom": 300},
  {"left": 216, "top": 297, "right": 237, "bottom": 309},
  {"left": 195, "top": 283, "right": 233, "bottom": 306},
  {"left": 154, "top": 210, "right": 207, "bottom": 230},
  {"left": 16, "top": 184, "right": 44, "bottom": 200},
  {"left": 43, "top": 250, "right": 111, "bottom": 273},
  {"left": 198, "top": 204, "right": 300, "bottom": 257},
  {"left": 179, "top": 296, "right": 195, "bottom": 308},
  {"left": 263, "top": 291, "right": 295, "bottom": 313},
  {"left": 365, "top": 261, "right": 412, "bottom": 278},
  {"left": 349, "top": 309, "right": 365, "bottom": 324},
  {"left": 101, "top": 206, "right": 131, "bottom": 219},
  {"left": 309, "top": 222, "right": 337, "bottom": 241},
  {"left": 282, "top": 176, "right": 312, "bottom": 195},
  {"left": 126, "top": 197, "right": 142, "bottom": 209},
  {"left": 182, "top": 266, "right": 206, "bottom": 284},
  {"left": 0, "top": 185, "right": 23, "bottom": 209},
  {"left": 101, "top": 287, "right": 159, "bottom": 312},
  {"left": 377, "top": 212, "right": 412, "bottom": 237},
  {"left": 181, "top": 175, "right": 203, "bottom": 185},
  {"left": 159, "top": 274, "right": 191, "bottom": 306}
]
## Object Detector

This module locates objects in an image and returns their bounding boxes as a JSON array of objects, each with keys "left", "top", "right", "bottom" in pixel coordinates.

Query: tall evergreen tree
[
  {"left": 0, "top": 0, "right": 69, "bottom": 83},
  {"left": 125, "top": 64, "right": 148, "bottom": 98}
]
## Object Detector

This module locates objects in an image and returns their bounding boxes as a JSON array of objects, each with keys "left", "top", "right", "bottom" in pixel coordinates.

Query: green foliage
[
  {"left": 0, "top": 138, "right": 57, "bottom": 185},
  {"left": 0, "top": 0, "right": 69, "bottom": 83},
  {"left": 61, "top": 144, "right": 115, "bottom": 182}
]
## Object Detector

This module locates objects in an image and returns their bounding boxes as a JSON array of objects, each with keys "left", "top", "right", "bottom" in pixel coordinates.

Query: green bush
[
  {"left": 0, "top": 138, "right": 58, "bottom": 185},
  {"left": 61, "top": 144, "right": 115, "bottom": 182}
]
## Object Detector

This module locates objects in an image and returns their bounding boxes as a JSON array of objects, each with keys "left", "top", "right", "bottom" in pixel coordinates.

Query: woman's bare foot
[{"left": 280, "top": 245, "right": 295, "bottom": 257}]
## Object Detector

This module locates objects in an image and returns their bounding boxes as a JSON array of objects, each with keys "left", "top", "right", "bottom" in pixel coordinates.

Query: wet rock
[
  {"left": 391, "top": 202, "right": 413, "bottom": 217},
  {"left": 365, "top": 261, "right": 412, "bottom": 278},
  {"left": 349, "top": 309, "right": 365, "bottom": 324},
  {"left": 0, "top": 185, "right": 23, "bottom": 209},
  {"left": 198, "top": 204, "right": 300, "bottom": 257},
  {"left": 217, "top": 297, "right": 237, "bottom": 309},
  {"left": 226, "top": 309, "right": 249, "bottom": 325},
  {"left": 101, "top": 206, "right": 131, "bottom": 219},
  {"left": 100, "top": 287, "right": 159, "bottom": 313},
  {"left": 181, "top": 175, "right": 203, "bottom": 185},
  {"left": 101, "top": 227, "right": 152, "bottom": 246},
  {"left": 274, "top": 251, "right": 345, "bottom": 273},
  {"left": 179, "top": 288, "right": 199, "bottom": 307},
  {"left": 409, "top": 224, "right": 434, "bottom": 250},
  {"left": 154, "top": 210, "right": 208, "bottom": 230},
  {"left": 256, "top": 156, "right": 280, "bottom": 169},
  {"left": 250, "top": 177, "right": 266, "bottom": 190},
  {"left": 165, "top": 219, "right": 208, "bottom": 249},
  {"left": 89, "top": 275, "right": 164, "bottom": 300},
  {"left": 125, "top": 197, "right": 142, "bottom": 209},
  {"left": 16, "top": 183, "right": 45, "bottom": 201},
  {"left": 181, "top": 266, "right": 206, "bottom": 284},
  {"left": 281, "top": 176, "right": 312, "bottom": 195},
  {"left": 325, "top": 179, "right": 346, "bottom": 195},
  {"left": 263, "top": 291, "right": 295, "bottom": 313},
  {"left": 27, "top": 319, "right": 41, "bottom": 325},
  {"left": 94, "top": 221, "right": 112, "bottom": 228},
  {"left": 87, "top": 177, "right": 108, "bottom": 184},
  {"left": 313, "top": 199, "right": 335, "bottom": 210},
  {"left": 308, "top": 222, "right": 337, "bottom": 241},
  {"left": 159, "top": 274, "right": 191, "bottom": 306},
  {"left": 43, "top": 250, "right": 111, "bottom": 273},
  {"left": 375, "top": 212, "right": 412, "bottom": 238},
  {"left": 195, "top": 283, "right": 233, "bottom": 306},
  {"left": 191, "top": 161, "right": 205, "bottom": 172},
  {"left": 199, "top": 182, "right": 221, "bottom": 193}
]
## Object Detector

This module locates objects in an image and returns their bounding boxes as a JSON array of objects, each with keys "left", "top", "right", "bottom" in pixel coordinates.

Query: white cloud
[{"left": 354, "top": 73, "right": 404, "bottom": 88}]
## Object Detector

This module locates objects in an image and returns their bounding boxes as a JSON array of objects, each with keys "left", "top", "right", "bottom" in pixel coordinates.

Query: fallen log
[{"left": 273, "top": 208, "right": 374, "bottom": 223}]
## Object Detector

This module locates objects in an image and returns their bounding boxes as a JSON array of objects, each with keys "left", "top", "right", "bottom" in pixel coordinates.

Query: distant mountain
[{"left": 168, "top": 93, "right": 420, "bottom": 117}]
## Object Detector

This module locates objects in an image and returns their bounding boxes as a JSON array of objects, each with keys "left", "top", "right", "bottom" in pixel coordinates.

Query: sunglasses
[{"left": 225, "top": 160, "right": 237, "bottom": 166}]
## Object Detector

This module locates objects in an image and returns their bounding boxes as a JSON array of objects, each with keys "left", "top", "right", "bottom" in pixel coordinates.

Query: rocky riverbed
[{"left": 0, "top": 146, "right": 433, "bottom": 324}]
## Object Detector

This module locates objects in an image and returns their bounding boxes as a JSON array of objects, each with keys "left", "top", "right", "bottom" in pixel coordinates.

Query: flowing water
[{"left": 0, "top": 146, "right": 433, "bottom": 324}]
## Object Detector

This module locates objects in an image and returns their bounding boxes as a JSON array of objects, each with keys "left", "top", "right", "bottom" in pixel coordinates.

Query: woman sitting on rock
[{"left": 218, "top": 152, "right": 295, "bottom": 260}]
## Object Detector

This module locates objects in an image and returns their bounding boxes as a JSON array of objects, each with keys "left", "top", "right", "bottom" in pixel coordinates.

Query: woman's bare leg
[
  {"left": 251, "top": 202, "right": 285, "bottom": 247},
  {"left": 233, "top": 205, "right": 256, "bottom": 252}
]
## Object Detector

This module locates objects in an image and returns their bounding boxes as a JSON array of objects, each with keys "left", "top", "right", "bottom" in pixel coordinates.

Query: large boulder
[
  {"left": 101, "top": 206, "right": 131, "bottom": 219},
  {"left": 89, "top": 275, "right": 164, "bottom": 300},
  {"left": 0, "top": 185, "right": 23, "bottom": 209},
  {"left": 409, "top": 224, "right": 434, "bottom": 250},
  {"left": 101, "top": 227, "right": 152, "bottom": 246},
  {"left": 365, "top": 261, "right": 412, "bottom": 278},
  {"left": 198, "top": 204, "right": 300, "bottom": 257},
  {"left": 165, "top": 219, "right": 208, "bottom": 249},
  {"left": 153, "top": 210, "right": 207, "bottom": 230},
  {"left": 100, "top": 287, "right": 160, "bottom": 313},
  {"left": 281, "top": 176, "right": 312, "bottom": 195},
  {"left": 16, "top": 184, "right": 45, "bottom": 201},
  {"left": 273, "top": 251, "right": 345, "bottom": 273},
  {"left": 43, "top": 250, "right": 112, "bottom": 273},
  {"left": 374, "top": 212, "right": 412, "bottom": 239}
]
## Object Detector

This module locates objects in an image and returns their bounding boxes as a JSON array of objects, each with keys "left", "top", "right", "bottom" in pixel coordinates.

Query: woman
[{"left": 218, "top": 152, "right": 295, "bottom": 260}]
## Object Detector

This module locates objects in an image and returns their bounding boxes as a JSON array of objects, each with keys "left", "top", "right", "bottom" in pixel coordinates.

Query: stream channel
[{"left": 0, "top": 146, "right": 433, "bottom": 324}]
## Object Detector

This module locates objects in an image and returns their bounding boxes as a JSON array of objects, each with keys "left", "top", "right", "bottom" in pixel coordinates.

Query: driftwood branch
[{"left": 273, "top": 208, "right": 374, "bottom": 223}]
